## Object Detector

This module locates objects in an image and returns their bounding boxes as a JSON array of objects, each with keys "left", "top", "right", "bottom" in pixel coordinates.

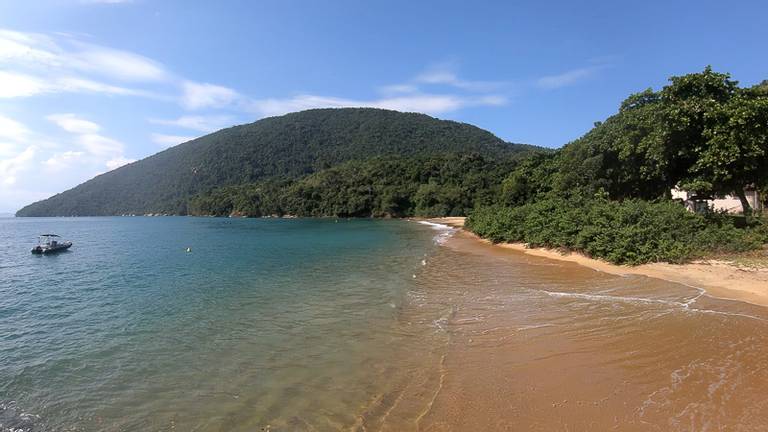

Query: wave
[
  {"left": 541, "top": 290, "right": 767, "bottom": 322},
  {"left": 416, "top": 221, "right": 453, "bottom": 230},
  {"left": 415, "top": 221, "right": 457, "bottom": 245}
]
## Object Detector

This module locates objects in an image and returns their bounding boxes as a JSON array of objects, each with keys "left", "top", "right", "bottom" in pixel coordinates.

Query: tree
[
  {"left": 685, "top": 94, "right": 768, "bottom": 214},
  {"left": 547, "top": 66, "right": 763, "bottom": 213}
]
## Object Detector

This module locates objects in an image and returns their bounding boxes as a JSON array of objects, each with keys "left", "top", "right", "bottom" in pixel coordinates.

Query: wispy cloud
[
  {"left": 379, "top": 84, "right": 419, "bottom": 95},
  {"left": 0, "top": 115, "right": 36, "bottom": 185},
  {"left": 149, "top": 115, "right": 237, "bottom": 133},
  {"left": 66, "top": 42, "right": 168, "bottom": 82},
  {"left": 0, "top": 29, "right": 171, "bottom": 101},
  {"left": 0, "top": 71, "right": 152, "bottom": 99},
  {"left": 0, "top": 115, "right": 30, "bottom": 143},
  {"left": 180, "top": 81, "right": 239, "bottom": 110},
  {"left": 0, "top": 146, "right": 35, "bottom": 186},
  {"left": 0, "top": 29, "right": 166, "bottom": 81},
  {"left": 46, "top": 113, "right": 101, "bottom": 134},
  {"left": 44, "top": 151, "right": 85, "bottom": 171},
  {"left": 414, "top": 68, "right": 506, "bottom": 92},
  {"left": 243, "top": 64, "right": 510, "bottom": 118},
  {"left": 105, "top": 156, "right": 135, "bottom": 170},
  {"left": 151, "top": 133, "right": 197, "bottom": 148},
  {"left": 47, "top": 113, "right": 132, "bottom": 168},
  {"left": 536, "top": 65, "right": 606, "bottom": 89},
  {"left": 245, "top": 93, "right": 506, "bottom": 118}
]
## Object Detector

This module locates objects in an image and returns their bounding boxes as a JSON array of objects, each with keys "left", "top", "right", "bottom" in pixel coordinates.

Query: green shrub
[{"left": 466, "top": 198, "right": 766, "bottom": 265}]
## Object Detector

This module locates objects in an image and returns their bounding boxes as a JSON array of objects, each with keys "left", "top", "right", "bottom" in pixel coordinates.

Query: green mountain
[{"left": 17, "top": 108, "right": 542, "bottom": 217}]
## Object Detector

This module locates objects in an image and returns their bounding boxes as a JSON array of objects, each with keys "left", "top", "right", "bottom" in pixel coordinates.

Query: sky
[{"left": 0, "top": 0, "right": 766, "bottom": 213}]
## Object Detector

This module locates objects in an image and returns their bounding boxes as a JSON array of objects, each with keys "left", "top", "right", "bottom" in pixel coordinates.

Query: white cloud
[
  {"left": 46, "top": 113, "right": 130, "bottom": 170},
  {"left": 0, "top": 30, "right": 60, "bottom": 66},
  {"left": 181, "top": 81, "right": 239, "bottom": 110},
  {"left": 414, "top": 66, "right": 506, "bottom": 92},
  {"left": 0, "top": 71, "right": 49, "bottom": 98},
  {"left": 57, "top": 76, "right": 151, "bottom": 97},
  {"left": 536, "top": 66, "right": 604, "bottom": 89},
  {"left": 44, "top": 150, "right": 84, "bottom": 170},
  {"left": 379, "top": 84, "right": 419, "bottom": 95},
  {"left": 105, "top": 156, "right": 135, "bottom": 170},
  {"left": 150, "top": 115, "right": 235, "bottom": 132},
  {"left": 78, "top": 133, "right": 124, "bottom": 156},
  {"left": 246, "top": 93, "right": 506, "bottom": 118},
  {"left": 0, "top": 115, "right": 30, "bottom": 142},
  {"left": 151, "top": 133, "right": 197, "bottom": 148},
  {"left": 0, "top": 71, "right": 149, "bottom": 99},
  {"left": 0, "top": 146, "right": 35, "bottom": 185},
  {"left": 0, "top": 29, "right": 168, "bottom": 82},
  {"left": 0, "top": 28, "right": 170, "bottom": 101},
  {"left": 47, "top": 113, "right": 101, "bottom": 134},
  {"left": 68, "top": 43, "right": 168, "bottom": 82}
]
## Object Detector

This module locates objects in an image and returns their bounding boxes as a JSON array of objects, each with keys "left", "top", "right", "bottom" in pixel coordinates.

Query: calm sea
[
  {"left": 3, "top": 217, "right": 768, "bottom": 431},
  {"left": 0, "top": 217, "right": 451, "bottom": 431}
]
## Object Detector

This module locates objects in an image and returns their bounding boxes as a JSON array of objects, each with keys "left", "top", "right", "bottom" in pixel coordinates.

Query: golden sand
[
  {"left": 387, "top": 223, "right": 768, "bottom": 431},
  {"left": 429, "top": 217, "right": 768, "bottom": 308}
]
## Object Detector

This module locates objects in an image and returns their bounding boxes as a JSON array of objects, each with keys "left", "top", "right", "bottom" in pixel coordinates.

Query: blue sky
[{"left": 1, "top": 0, "right": 766, "bottom": 212}]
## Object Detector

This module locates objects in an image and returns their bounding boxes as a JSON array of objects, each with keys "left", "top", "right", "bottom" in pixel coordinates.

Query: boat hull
[{"left": 31, "top": 242, "right": 72, "bottom": 254}]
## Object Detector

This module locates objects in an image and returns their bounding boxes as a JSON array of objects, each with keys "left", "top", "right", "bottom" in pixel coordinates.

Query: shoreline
[{"left": 427, "top": 217, "right": 768, "bottom": 308}]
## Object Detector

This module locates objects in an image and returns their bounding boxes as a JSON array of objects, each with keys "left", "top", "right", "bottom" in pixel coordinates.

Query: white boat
[{"left": 31, "top": 234, "right": 72, "bottom": 254}]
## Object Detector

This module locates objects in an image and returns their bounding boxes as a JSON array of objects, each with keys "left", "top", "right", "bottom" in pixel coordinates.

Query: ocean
[
  {"left": 0, "top": 217, "right": 451, "bottom": 431},
  {"left": 3, "top": 216, "right": 768, "bottom": 431}
]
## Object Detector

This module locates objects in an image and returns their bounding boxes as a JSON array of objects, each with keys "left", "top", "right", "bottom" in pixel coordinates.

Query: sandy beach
[
  {"left": 429, "top": 217, "right": 768, "bottom": 308},
  {"left": 401, "top": 228, "right": 768, "bottom": 430}
]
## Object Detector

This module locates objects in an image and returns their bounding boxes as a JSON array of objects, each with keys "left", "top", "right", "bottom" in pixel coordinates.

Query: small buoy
[{"left": 186, "top": 247, "right": 192, "bottom": 253}]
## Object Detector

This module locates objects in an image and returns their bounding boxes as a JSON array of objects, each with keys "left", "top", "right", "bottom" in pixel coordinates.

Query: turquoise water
[{"left": 0, "top": 217, "right": 449, "bottom": 431}]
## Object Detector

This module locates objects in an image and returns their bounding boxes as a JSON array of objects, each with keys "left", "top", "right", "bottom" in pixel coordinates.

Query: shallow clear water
[
  {"left": 4, "top": 217, "right": 768, "bottom": 431},
  {"left": 0, "top": 217, "right": 449, "bottom": 431}
]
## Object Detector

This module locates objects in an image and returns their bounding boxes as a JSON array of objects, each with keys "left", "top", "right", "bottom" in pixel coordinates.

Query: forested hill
[{"left": 17, "top": 108, "right": 543, "bottom": 217}]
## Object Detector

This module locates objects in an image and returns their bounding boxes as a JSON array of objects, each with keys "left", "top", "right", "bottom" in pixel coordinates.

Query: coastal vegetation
[
  {"left": 467, "top": 68, "right": 768, "bottom": 264},
  {"left": 187, "top": 153, "right": 518, "bottom": 217},
  {"left": 16, "top": 109, "right": 542, "bottom": 217},
  {"left": 467, "top": 198, "right": 767, "bottom": 265}
]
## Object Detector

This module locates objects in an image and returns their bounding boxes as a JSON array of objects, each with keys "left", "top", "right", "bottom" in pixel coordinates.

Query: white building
[{"left": 671, "top": 188, "right": 763, "bottom": 214}]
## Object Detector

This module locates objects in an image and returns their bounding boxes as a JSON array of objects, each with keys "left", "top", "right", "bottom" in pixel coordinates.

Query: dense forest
[
  {"left": 187, "top": 153, "right": 519, "bottom": 217},
  {"left": 16, "top": 109, "right": 543, "bottom": 216},
  {"left": 495, "top": 68, "right": 768, "bottom": 212},
  {"left": 467, "top": 68, "right": 768, "bottom": 264}
]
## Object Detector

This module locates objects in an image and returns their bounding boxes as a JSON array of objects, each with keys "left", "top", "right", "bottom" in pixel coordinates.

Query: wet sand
[
  {"left": 428, "top": 217, "right": 768, "bottom": 308},
  {"left": 394, "top": 229, "right": 768, "bottom": 431}
]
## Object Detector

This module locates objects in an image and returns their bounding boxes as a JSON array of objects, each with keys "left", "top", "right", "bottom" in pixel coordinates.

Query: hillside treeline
[{"left": 467, "top": 68, "right": 768, "bottom": 264}]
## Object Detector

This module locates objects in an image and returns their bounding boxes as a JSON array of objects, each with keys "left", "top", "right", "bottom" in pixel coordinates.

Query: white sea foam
[
  {"left": 542, "top": 290, "right": 767, "bottom": 322},
  {"left": 415, "top": 221, "right": 457, "bottom": 245},
  {"left": 516, "top": 323, "right": 557, "bottom": 331},
  {"left": 416, "top": 221, "right": 453, "bottom": 230},
  {"left": 542, "top": 290, "right": 687, "bottom": 307}
]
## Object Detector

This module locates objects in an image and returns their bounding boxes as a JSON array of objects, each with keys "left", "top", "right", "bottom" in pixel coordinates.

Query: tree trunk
[{"left": 735, "top": 189, "right": 752, "bottom": 216}]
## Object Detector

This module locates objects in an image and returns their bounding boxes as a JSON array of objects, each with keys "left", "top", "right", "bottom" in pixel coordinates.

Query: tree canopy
[{"left": 502, "top": 67, "right": 768, "bottom": 213}]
